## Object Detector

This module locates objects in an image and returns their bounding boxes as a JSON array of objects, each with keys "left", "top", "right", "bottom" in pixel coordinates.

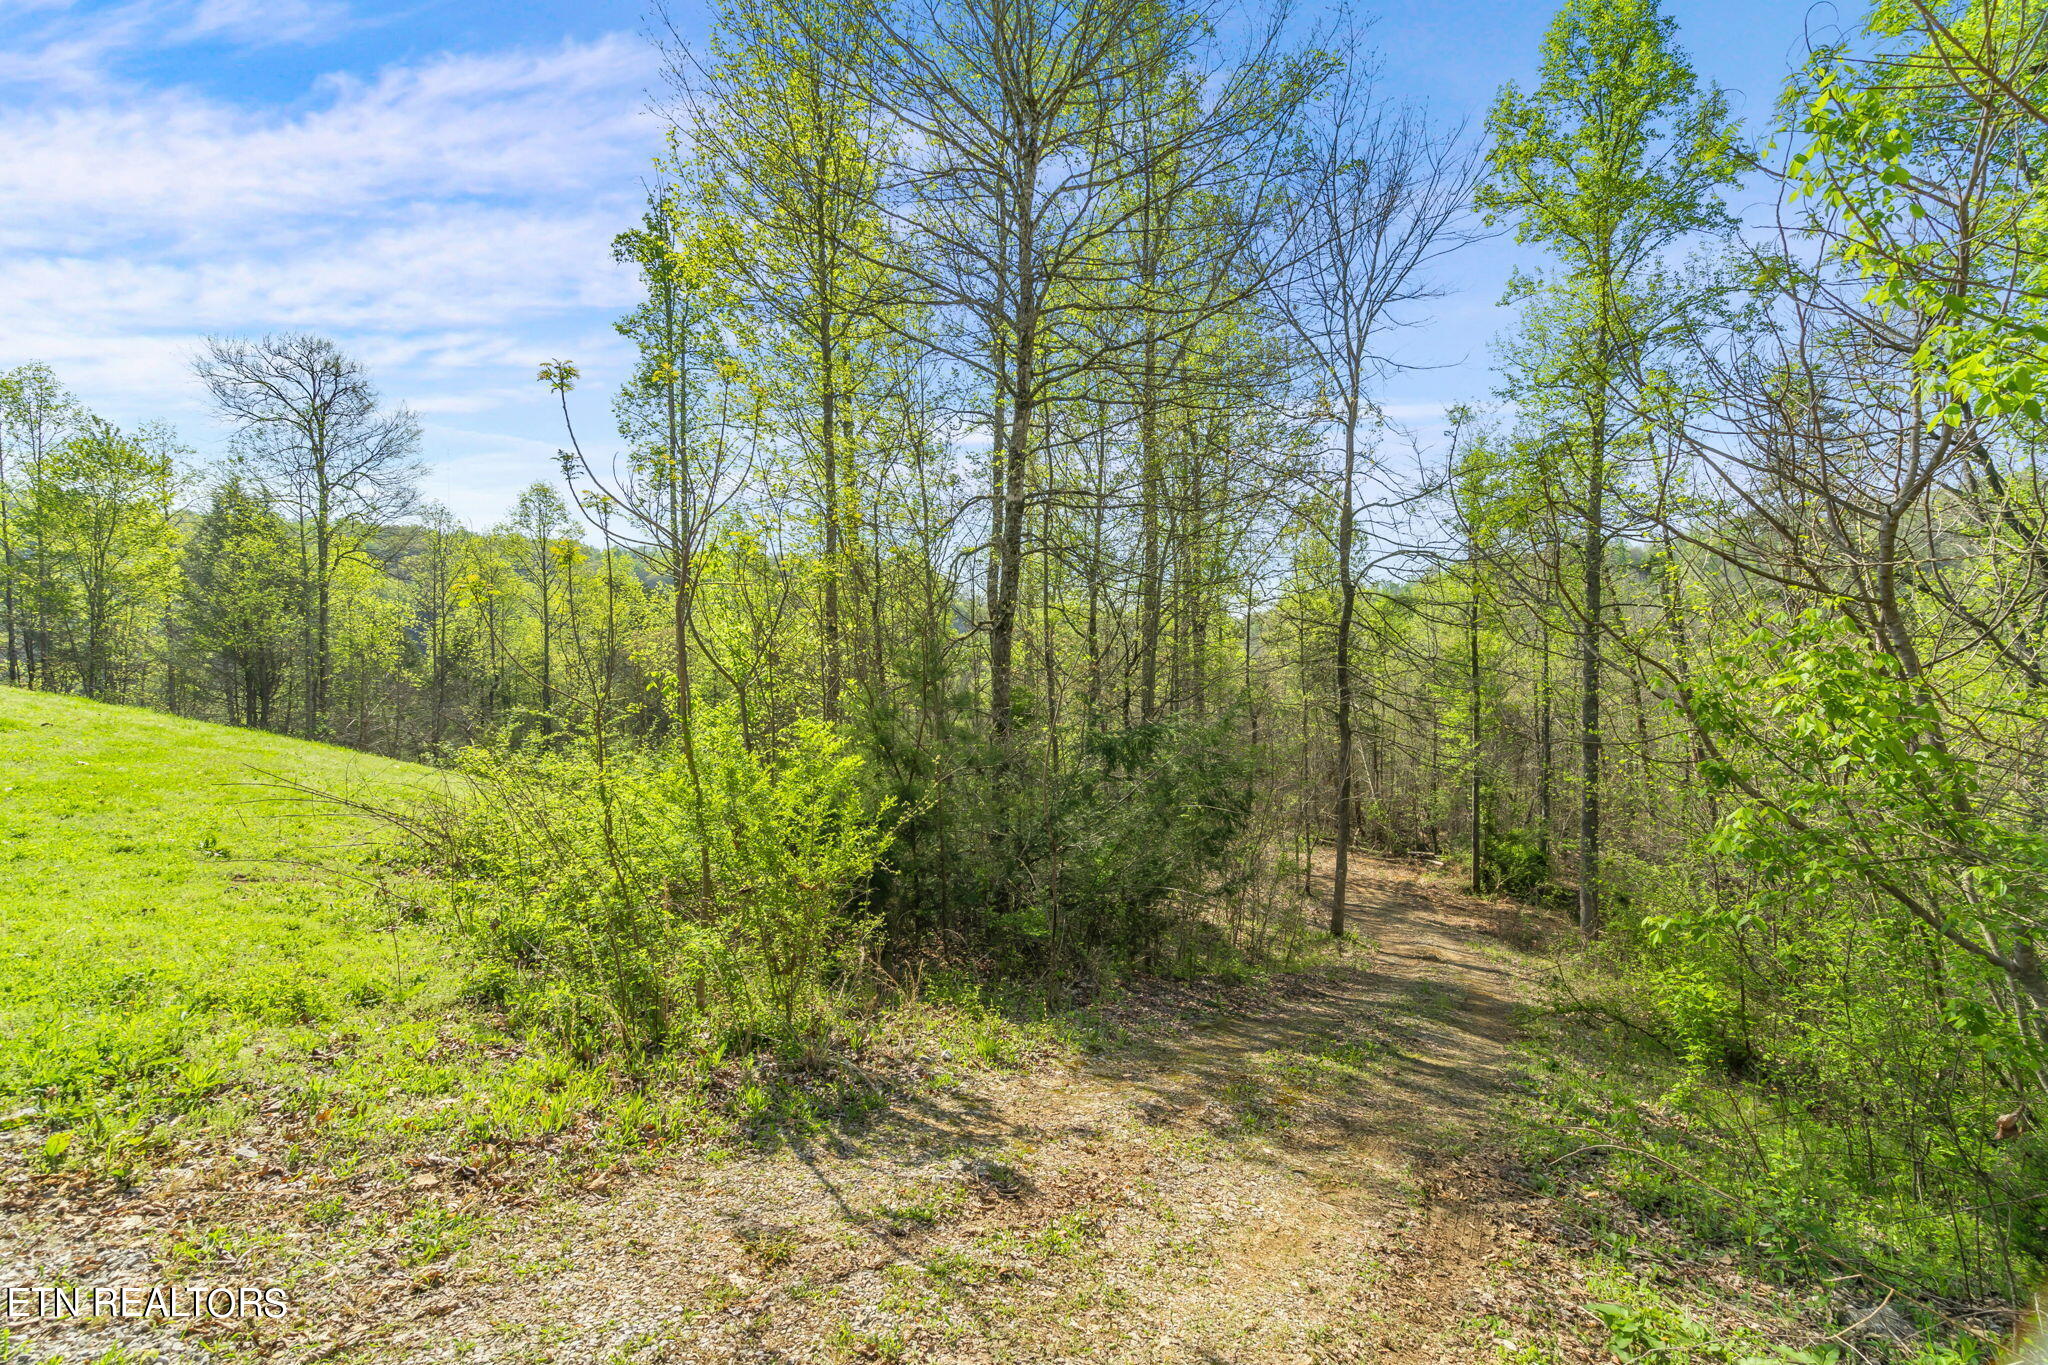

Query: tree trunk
[
  {"left": 1538, "top": 609, "right": 1553, "bottom": 860},
  {"left": 821, "top": 337, "right": 842, "bottom": 723},
  {"left": 1469, "top": 570, "right": 1483, "bottom": 896},
  {"left": 1330, "top": 418, "right": 1361, "bottom": 939},
  {"left": 1138, "top": 338, "right": 1164, "bottom": 722},
  {"left": 990, "top": 393, "right": 1029, "bottom": 738},
  {"left": 1578, "top": 441, "right": 1603, "bottom": 936}
]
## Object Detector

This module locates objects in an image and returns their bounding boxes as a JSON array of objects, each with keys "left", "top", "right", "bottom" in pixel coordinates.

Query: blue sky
[{"left": 1, "top": 0, "right": 1834, "bottom": 524}]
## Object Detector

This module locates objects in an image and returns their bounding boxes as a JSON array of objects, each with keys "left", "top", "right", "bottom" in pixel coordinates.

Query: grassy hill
[
  {"left": 0, "top": 688, "right": 1028, "bottom": 1191},
  {"left": 0, "top": 686, "right": 458, "bottom": 1177}
]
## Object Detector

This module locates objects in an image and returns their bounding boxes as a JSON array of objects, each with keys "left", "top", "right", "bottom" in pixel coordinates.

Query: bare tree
[
  {"left": 1275, "top": 52, "right": 1475, "bottom": 938},
  {"left": 195, "top": 333, "right": 422, "bottom": 737}
]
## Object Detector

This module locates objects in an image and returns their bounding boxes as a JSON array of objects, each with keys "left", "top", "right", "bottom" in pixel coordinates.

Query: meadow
[
  {"left": 0, "top": 687, "right": 1064, "bottom": 1197},
  {"left": 0, "top": 687, "right": 466, "bottom": 1181}
]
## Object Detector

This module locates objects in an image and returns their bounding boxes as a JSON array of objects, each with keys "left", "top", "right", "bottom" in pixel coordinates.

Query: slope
[{"left": 0, "top": 686, "right": 451, "bottom": 1157}]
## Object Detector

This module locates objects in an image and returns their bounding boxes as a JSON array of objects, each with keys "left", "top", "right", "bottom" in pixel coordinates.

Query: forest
[{"left": 4, "top": 0, "right": 2048, "bottom": 1359}]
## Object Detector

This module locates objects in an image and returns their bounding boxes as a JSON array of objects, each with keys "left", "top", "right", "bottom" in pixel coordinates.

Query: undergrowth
[{"left": 1513, "top": 1003, "right": 2026, "bottom": 1357}]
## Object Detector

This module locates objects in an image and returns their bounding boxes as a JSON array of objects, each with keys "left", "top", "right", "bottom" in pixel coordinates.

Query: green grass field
[
  {"left": 0, "top": 687, "right": 1068, "bottom": 1188},
  {"left": 0, "top": 685, "right": 475, "bottom": 1177}
]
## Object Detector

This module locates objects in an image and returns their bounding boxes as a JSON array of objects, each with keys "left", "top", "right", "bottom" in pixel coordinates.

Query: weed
[
  {"left": 917, "top": 1248, "right": 998, "bottom": 1291},
  {"left": 1584, "top": 1267, "right": 1859, "bottom": 1364},
  {"left": 34, "top": 1130, "right": 72, "bottom": 1172},
  {"left": 303, "top": 1195, "right": 348, "bottom": 1227},
  {"left": 736, "top": 1225, "right": 799, "bottom": 1269},
  {"left": 826, "top": 1322, "right": 911, "bottom": 1362},
  {"left": 1219, "top": 1076, "right": 1288, "bottom": 1135},
  {"left": 393, "top": 1206, "right": 478, "bottom": 1266},
  {"left": 864, "top": 1180, "right": 966, "bottom": 1234},
  {"left": 1028, "top": 1211, "right": 1102, "bottom": 1259},
  {"left": 164, "top": 1224, "right": 266, "bottom": 1271}
]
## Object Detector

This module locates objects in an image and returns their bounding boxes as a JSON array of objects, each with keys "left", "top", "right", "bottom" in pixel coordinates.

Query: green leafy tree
[
  {"left": 23, "top": 419, "right": 181, "bottom": 700},
  {"left": 0, "top": 363, "right": 83, "bottom": 688},
  {"left": 664, "top": 0, "right": 892, "bottom": 722},
  {"left": 182, "top": 476, "right": 298, "bottom": 728},
  {"left": 1477, "top": 0, "right": 1738, "bottom": 932},
  {"left": 1789, "top": 0, "right": 2048, "bottom": 420}
]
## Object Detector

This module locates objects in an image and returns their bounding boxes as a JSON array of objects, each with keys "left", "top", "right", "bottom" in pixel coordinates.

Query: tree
[
  {"left": 1476, "top": 0, "right": 1738, "bottom": 934},
  {"left": 195, "top": 333, "right": 423, "bottom": 738},
  {"left": 1442, "top": 410, "right": 1492, "bottom": 895},
  {"left": 829, "top": 0, "right": 1316, "bottom": 740},
  {"left": 0, "top": 363, "right": 83, "bottom": 688},
  {"left": 1788, "top": 0, "right": 2048, "bottom": 424},
  {"left": 542, "top": 202, "right": 750, "bottom": 901},
  {"left": 409, "top": 502, "right": 471, "bottom": 750},
  {"left": 1277, "top": 48, "right": 1473, "bottom": 937},
  {"left": 604, "top": 195, "right": 749, "bottom": 738},
  {"left": 182, "top": 476, "right": 297, "bottom": 728},
  {"left": 662, "top": 0, "right": 892, "bottom": 722},
  {"left": 505, "top": 481, "right": 574, "bottom": 730},
  {"left": 24, "top": 418, "right": 180, "bottom": 700}
]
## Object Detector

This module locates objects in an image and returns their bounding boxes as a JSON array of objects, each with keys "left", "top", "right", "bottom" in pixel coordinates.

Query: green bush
[
  {"left": 1480, "top": 827, "right": 1550, "bottom": 899},
  {"left": 412, "top": 707, "right": 892, "bottom": 1054},
  {"left": 1536, "top": 848, "right": 2048, "bottom": 1303},
  {"left": 862, "top": 703, "right": 1260, "bottom": 981}
]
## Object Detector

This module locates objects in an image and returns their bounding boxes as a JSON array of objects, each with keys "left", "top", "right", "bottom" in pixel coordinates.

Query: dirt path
[
  {"left": 335, "top": 857, "right": 1584, "bottom": 1365},
  {"left": 22, "top": 858, "right": 1609, "bottom": 1365}
]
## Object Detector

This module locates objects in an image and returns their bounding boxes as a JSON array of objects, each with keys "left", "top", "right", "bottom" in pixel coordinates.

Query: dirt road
[
  {"left": 20, "top": 857, "right": 1606, "bottom": 1365},
  {"left": 350, "top": 857, "right": 1582, "bottom": 1364}
]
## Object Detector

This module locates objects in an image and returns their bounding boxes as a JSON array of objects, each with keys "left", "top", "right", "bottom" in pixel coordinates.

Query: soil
[{"left": 0, "top": 858, "right": 1748, "bottom": 1364}]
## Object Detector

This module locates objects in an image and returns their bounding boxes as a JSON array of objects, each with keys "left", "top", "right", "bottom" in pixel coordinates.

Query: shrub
[
  {"left": 863, "top": 703, "right": 1262, "bottom": 980},
  {"left": 1480, "top": 827, "right": 1549, "bottom": 899},
  {"left": 411, "top": 708, "right": 892, "bottom": 1054},
  {"left": 1540, "top": 849, "right": 2048, "bottom": 1302}
]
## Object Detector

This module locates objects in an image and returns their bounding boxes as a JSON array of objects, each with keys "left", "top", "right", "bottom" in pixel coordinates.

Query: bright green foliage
[
  {"left": 0, "top": 685, "right": 452, "bottom": 1167},
  {"left": 1477, "top": 0, "right": 1738, "bottom": 265},
  {"left": 1477, "top": 0, "right": 1740, "bottom": 934},
  {"left": 3, "top": 400, "right": 180, "bottom": 701},
  {"left": 1573, "top": 607, "right": 2048, "bottom": 1296},
  {"left": 1479, "top": 828, "right": 1550, "bottom": 899},
  {"left": 1695, "top": 609, "right": 2048, "bottom": 1044},
  {"left": 1787, "top": 0, "right": 2048, "bottom": 419},
  {"left": 416, "top": 710, "right": 892, "bottom": 1052}
]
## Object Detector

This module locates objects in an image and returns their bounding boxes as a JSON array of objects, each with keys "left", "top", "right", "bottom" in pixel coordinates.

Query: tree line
[{"left": 7, "top": 0, "right": 2048, "bottom": 1304}]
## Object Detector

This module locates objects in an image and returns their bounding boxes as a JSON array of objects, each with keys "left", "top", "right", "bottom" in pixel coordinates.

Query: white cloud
[
  {"left": 0, "top": 4, "right": 151, "bottom": 95},
  {"left": 0, "top": 36, "right": 655, "bottom": 249},
  {"left": 0, "top": 1, "right": 358, "bottom": 96},
  {"left": 1, "top": 208, "right": 638, "bottom": 333},
  {"left": 0, "top": 29, "right": 663, "bottom": 521},
  {"left": 180, "top": 0, "right": 351, "bottom": 46}
]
